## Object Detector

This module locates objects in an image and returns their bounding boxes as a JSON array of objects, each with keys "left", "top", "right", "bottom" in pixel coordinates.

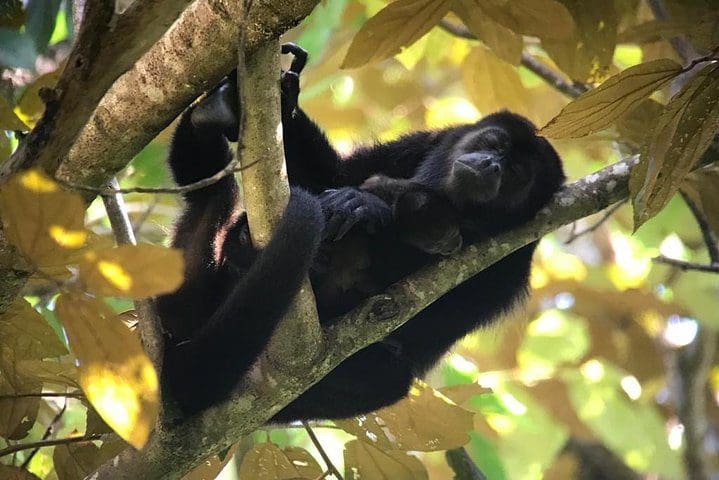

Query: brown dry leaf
[
  {"left": 0, "top": 298, "right": 69, "bottom": 439},
  {"left": 540, "top": 59, "right": 682, "bottom": 138},
  {"left": 53, "top": 440, "right": 102, "bottom": 480},
  {"left": 341, "top": 0, "right": 452, "bottom": 69},
  {"left": 181, "top": 443, "right": 241, "bottom": 480},
  {"left": 0, "top": 96, "right": 28, "bottom": 131},
  {"left": 336, "top": 381, "right": 474, "bottom": 451},
  {"left": 343, "top": 439, "right": 428, "bottom": 480},
  {"left": 15, "top": 70, "right": 61, "bottom": 128},
  {"left": 16, "top": 359, "right": 79, "bottom": 388},
  {"left": 0, "top": 465, "right": 41, "bottom": 480},
  {"left": 630, "top": 64, "right": 719, "bottom": 230},
  {"left": 478, "top": 0, "right": 574, "bottom": 41},
  {"left": 439, "top": 382, "right": 487, "bottom": 405},
  {"left": 0, "top": 373, "right": 40, "bottom": 439},
  {"left": 451, "top": 0, "right": 522, "bottom": 64},
  {"left": 462, "top": 46, "right": 530, "bottom": 116},
  {"left": 55, "top": 293, "right": 159, "bottom": 449},
  {"left": 615, "top": 98, "right": 665, "bottom": 148},
  {"left": 282, "top": 446, "right": 323, "bottom": 479},
  {"left": 237, "top": 442, "right": 319, "bottom": 480},
  {"left": 542, "top": 2, "right": 619, "bottom": 82},
  {"left": 682, "top": 166, "right": 719, "bottom": 237},
  {"left": 0, "top": 169, "right": 88, "bottom": 276},
  {"left": 80, "top": 244, "right": 184, "bottom": 299}
]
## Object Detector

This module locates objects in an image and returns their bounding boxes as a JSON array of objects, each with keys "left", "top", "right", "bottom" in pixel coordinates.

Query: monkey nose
[{"left": 456, "top": 152, "right": 501, "bottom": 176}]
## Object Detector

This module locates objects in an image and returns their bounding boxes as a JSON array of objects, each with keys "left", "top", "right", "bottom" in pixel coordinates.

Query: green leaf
[
  {"left": 564, "top": 359, "right": 682, "bottom": 478},
  {"left": 296, "top": 0, "right": 349, "bottom": 61},
  {"left": 478, "top": 387, "right": 568, "bottom": 480},
  {"left": 341, "top": 0, "right": 452, "bottom": 69},
  {"left": 517, "top": 310, "right": 589, "bottom": 375},
  {"left": 465, "top": 432, "right": 507, "bottom": 480},
  {"left": 630, "top": 64, "right": 719, "bottom": 230},
  {"left": 540, "top": 59, "right": 682, "bottom": 138},
  {"left": 343, "top": 440, "right": 428, "bottom": 480},
  {"left": 682, "top": 166, "right": 719, "bottom": 241}
]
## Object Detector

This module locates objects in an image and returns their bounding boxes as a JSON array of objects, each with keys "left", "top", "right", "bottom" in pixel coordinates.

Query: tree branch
[
  {"left": 303, "top": 422, "right": 343, "bottom": 480},
  {"left": 445, "top": 447, "right": 487, "bottom": 480},
  {"left": 56, "top": 0, "right": 322, "bottom": 193},
  {"left": 0, "top": 0, "right": 193, "bottom": 183},
  {"left": 437, "top": 19, "right": 587, "bottom": 98},
  {"left": 0, "top": 0, "right": 321, "bottom": 312},
  {"left": 89, "top": 152, "right": 661, "bottom": 480},
  {"left": 101, "top": 177, "right": 164, "bottom": 371},
  {"left": 239, "top": 41, "right": 323, "bottom": 367},
  {"left": 0, "top": 434, "right": 104, "bottom": 458}
]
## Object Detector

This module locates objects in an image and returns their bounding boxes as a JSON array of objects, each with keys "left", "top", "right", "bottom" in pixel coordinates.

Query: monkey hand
[{"left": 320, "top": 187, "right": 392, "bottom": 241}]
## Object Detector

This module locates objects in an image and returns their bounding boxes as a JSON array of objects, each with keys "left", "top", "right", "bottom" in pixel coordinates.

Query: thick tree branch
[
  {"left": 90, "top": 153, "right": 662, "bottom": 480},
  {"left": 0, "top": 0, "right": 321, "bottom": 312},
  {"left": 0, "top": 0, "right": 193, "bottom": 183},
  {"left": 239, "top": 42, "right": 323, "bottom": 367},
  {"left": 56, "top": 0, "right": 322, "bottom": 193},
  {"left": 101, "top": 177, "right": 164, "bottom": 371}
]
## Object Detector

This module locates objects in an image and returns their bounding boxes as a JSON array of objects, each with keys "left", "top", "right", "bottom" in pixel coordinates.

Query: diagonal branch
[
  {"left": 0, "top": 0, "right": 193, "bottom": 183},
  {"left": 91, "top": 148, "right": 712, "bottom": 479}
]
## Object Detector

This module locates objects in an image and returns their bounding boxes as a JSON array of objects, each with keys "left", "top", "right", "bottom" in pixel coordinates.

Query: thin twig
[
  {"left": 437, "top": 19, "right": 588, "bottom": 98},
  {"left": 653, "top": 256, "right": 719, "bottom": 273},
  {"left": 302, "top": 422, "right": 343, "bottom": 480},
  {"left": 565, "top": 200, "right": 626, "bottom": 244},
  {"left": 0, "top": 392, "right": 85, "bottom": 400},
  {"left": 131, "top": 196, "right": 160, "bottom": 233},
  {"left": 445, "top": 447, "right": 487, "bottom": 480},
  {"left": 57, "top": 158, "right": 258, "bottom": 195},
  {"left": 21, "top": 397, "right": 68, "bottom": 469},
  {"left": 681, "top": 192, "right": 719, "bottom": 265},
  {"left": 0, "top": 434, "right": 104, "bottom": 458},
  {"left": 101, "top": 177, "right": 164, "bottom": 370}
]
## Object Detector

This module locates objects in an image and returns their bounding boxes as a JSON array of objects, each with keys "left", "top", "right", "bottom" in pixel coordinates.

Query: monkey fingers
[
  {"left": 320, "top": 188, "right": 391, "bottom": 240},
  {"left": 281, "top": 42, "right": 308, "bottom": 74}
]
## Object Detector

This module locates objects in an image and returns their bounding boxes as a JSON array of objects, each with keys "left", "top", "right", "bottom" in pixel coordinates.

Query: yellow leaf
[
  {"left": 0, "top": 96, "right": 28, "bottom": 131},
  {"left": 237, "top": 443, "right": 320, "bottom": 480},
  {"left": 542, "top": 2, "right": 619, "bottom": 82},
  {"left": 451, "top": 0, "right": 522, "bottom": 64},
  {"left": 630, "top": 64, "right": 719, "bottom": 229},
  {"left": 0, "top": 169, "right": 88, "bottom": 276},
  {"left": 477, "top": 0, "right": 575, "bottom": 41},
  {"left": 15, "top": 70, "right": 61, "bottom": 128},
  {"left": 55, "top": 294, "right": 159, "bottom": 449},
  {"left": 462, "top": 46, "right": 530, "bottom": 116},
  {"left": 343, "top": 440, "right": 428, "bottom": 480},
  {"left": 341, "top": 0, "right": 452, "bottom": 69},
  {"left": 80, "top": 244, "right": 184, "bottom": 299},
  {"left": 336, "top": 381, "right": 474, "bottom": 451},
  {"left": 540, "top": 59, "right": 682, "bottom": 138},
  {"left": 0, "top": 298, "right": 67, "bottom": 359}
]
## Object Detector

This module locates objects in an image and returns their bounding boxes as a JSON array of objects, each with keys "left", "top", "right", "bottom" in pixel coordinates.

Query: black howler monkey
[{"left": 159, "top": 43, "right": 565, "bottom": 422}]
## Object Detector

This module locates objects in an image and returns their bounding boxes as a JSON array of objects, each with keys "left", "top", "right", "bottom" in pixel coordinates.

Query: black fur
[
  {"left": 159, "top": 44, "right": 565, "bottom": 422},
  {"left": 156, "top": 107, "right": 324, "bottom": 413}
]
